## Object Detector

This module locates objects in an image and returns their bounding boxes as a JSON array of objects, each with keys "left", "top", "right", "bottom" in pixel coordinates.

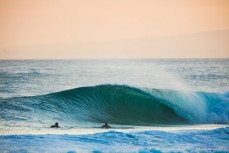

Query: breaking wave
[{"left": 1, "top": 85, "right": 229, "bottom": 125}]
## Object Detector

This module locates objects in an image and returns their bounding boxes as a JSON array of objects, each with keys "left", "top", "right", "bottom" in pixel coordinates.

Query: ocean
[{"left": 0, "top": 59, "right": 229, "bottom": 152}]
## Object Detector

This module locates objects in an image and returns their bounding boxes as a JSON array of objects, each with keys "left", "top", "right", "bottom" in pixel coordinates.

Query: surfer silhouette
[
  {"left": 51, "top": 122, "right": 60, "bottom": 128},
  {"left": 101, "top": 122, "right": 111, "bottom": 128}
]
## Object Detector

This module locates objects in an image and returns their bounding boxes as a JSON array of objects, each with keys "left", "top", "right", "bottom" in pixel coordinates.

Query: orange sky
[{"left": 0, "top": 0, "right": 229, "bottom": 59}]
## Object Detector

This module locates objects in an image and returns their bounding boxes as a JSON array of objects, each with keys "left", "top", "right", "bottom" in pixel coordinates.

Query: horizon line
[{"left": 1, "top": 57, "right": 229, "bottom": 61}]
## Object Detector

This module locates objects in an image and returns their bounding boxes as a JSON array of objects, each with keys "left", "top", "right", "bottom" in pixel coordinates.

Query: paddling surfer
[
  {"left": 51, "top": 122, "right": 60, "bottom": 128},
  {"left": 101, "top": 122, "right": 111, "bottom": 128}
]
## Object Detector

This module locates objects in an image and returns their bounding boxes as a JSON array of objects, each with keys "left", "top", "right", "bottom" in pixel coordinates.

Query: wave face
[{"left": 1, "top": 85, "right": 229, "bottom": 125}]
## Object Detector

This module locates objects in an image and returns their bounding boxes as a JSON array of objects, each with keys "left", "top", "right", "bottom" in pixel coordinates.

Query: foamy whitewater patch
[
  {"left": 0, "top": 124, "right": 228, "bottom": 135},
  {"left": 1, "top": 126, "right": 229, "bottom": 153}
]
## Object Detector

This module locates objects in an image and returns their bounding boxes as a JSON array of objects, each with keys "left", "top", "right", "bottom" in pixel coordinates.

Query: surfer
[
  {"left": 101, "top": 122, "right": 111, "bottom": 128},
  {"left": 51, "top": 122, "right": 60, "bottom": 128}
]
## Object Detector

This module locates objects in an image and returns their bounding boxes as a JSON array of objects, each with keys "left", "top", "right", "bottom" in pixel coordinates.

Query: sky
[{"left": 0, "top": 0, "right": 229, "bottom": 59}]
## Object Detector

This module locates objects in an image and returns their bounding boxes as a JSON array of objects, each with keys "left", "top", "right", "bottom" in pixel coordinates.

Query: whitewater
[{"left": 0, "top": 59, "right": 229, "bottom": 152}]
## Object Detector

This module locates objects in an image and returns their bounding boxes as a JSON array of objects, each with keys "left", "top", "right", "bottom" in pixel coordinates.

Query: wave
[{"left": 1, "top": 85, "right": 229, "bottom": 125}]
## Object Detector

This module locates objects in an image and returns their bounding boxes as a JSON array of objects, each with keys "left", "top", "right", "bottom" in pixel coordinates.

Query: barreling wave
[{"left": 1, "top": 84, "right": 229, "bottom": 125}]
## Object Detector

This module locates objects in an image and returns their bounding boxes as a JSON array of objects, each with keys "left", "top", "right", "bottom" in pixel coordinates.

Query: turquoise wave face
[{"left": 1, "top": 85, "right": 229, "bottom": 125}]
